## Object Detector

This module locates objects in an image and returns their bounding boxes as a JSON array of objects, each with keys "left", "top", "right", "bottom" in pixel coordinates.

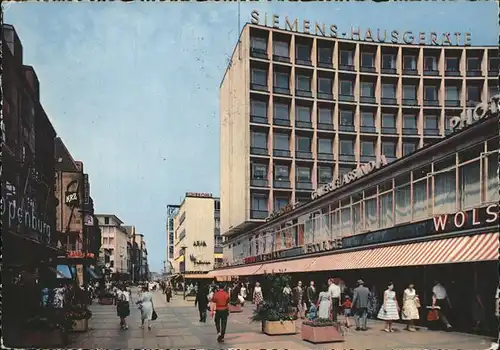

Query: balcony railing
[
  {"left": 424, "top": 99, "right": 440, "bottom": 107},
  {"left": 338, "top": 154, "right": 356, "bottom": 162},
  {"left": 317, "top": 92, "right": 334, "bottom": 100},
  {"left": 251, "top": 83, "right": 268, "bottom": 92},
  {"left": 338, "top": 94, "right": 355, "bottom": 102},
  {"left": 317, "top": 61, "right": 333, "bottom": 69},
  {"left": 339, "top": 124, "right": 355, "bottom": 132},
  {"left": 360, "top": 154, "right": 377, "bottom": 162},
  {"left": 296, "top": 58, "right": 313, "bottom": 66},
  {"left": 251, "top": 178, "right": 269, "bottom": 187},
  {"left": 402, "top": 99, "right": 418, "bottom": 106},
  {"left": 359, "top": 126, "right": 377, "bottom": 133},
  {"left": 402, "top": 128, "right": 419, "bottom": 135},
  {"left": 488, "top": 70, "right": 498, "bottom": 77},
  {"left": 403, "top": 69, "right": 419, "bottom": 76},
  {"left": 424, "top": 69, "right": 439, "bottom": 76},
  {"left": 274, "top": 86, "right": 291, "bottom": 95},
  {"left": 295, "top": 89, "right": 313, "bottom": 98},
  {"left": 381, "top": 97, "right": 397, "bottom": 105},
  {"left": 296, "top": 182, "right": 313, "bottom": 190},
  {"left": 360, "top": 66, "right": 376, "bottom": 73},
  {"left": 317, "top": 122, "right": 334, "bottom": 131},
  {"left": 250, "top": 48, "right": 268, "bottom": 60},
  {"left": 250, "top": 210, "right": 268, "bottom": 219},
  {"left": 339, "top": 64, "right": 355, "bottom": 71},
  {"left": 250, "top": 115, "right": 268, "bottom": 124},
  {"left": 295, "top": 120, "right": 313, "bottom": 129},
  {"left": 274, "top": 118, "right": 290, "bottom": 127},
  {"left": 381, "top": 127, "right": 397, "bottom": 134},
  {"left": 423, "top": 128, "right": 440, "bottom": 136},
  {"left": 274, "top": 180, "right": 291, "bottom": 188},
  {"left": 381, "top": 68, "right": 397, "bottom": 75},
  {"left": 295, "top": 151, "right": 313, "bottom": 159},
  {"left": 273, "top": 149, "right": 291, "bottom": 157},
  {"left": 445, "top": 100, "right": 461, "bottom": 107},
  {"left": 359, "top": 96, "right": 376, "bottom": 104},
  {"left": 445, "top": 70, "right": 461, "bottom": 77},
  {"left": 317, "top": 153, "right": 334, "bottom": 161},
  {"left": 466, "top": 70, "right": 482, "bottom": 77},
  {"left": 273, "top": 55, "right": 290, "bottom": 63},
  {"left": 250, "top": 147, "right": 269, "bottom": 156}
]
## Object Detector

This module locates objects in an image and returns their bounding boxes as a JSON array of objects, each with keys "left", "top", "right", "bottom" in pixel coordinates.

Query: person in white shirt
[
  {"left": 432, "top": 280, "right": 452, "bottom": 330},
  {"left": 328, "top": 278, "right": 342, "bottom": 321},
  {"left": 116, "top": 285, "right": 131, "bottom": 330}
]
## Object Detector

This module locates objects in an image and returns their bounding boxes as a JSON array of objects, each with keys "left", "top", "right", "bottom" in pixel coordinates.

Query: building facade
[
  {"left": 166, "top": 204, "right": 180, "bottom": 271},
  {"left": 96, "top": 214, "right": 130, "bottom": 277},
  {"left": 220, "top": 16, "right": 498, "bottom": 238},
  {"left": 213, "top": 95, "right": 499, "bottom": 333},
  {"left": 173, "top": 193, "right": 221, "bottom": 274}
]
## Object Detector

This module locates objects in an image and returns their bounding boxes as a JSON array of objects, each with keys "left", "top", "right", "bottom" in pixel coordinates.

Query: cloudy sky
[{"left": 5, "top": 2, "right": 496, "bottom": 272}]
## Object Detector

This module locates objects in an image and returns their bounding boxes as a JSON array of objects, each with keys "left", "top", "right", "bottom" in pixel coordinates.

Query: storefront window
[
  {"left": 433, "top": 169, "right": 457, "bottom": 214},
  {"left": 352, "top": 202, "right": 363, "bottom": 234},
  {"left": 379, "top": 192, "right": 394, "bottom": 228},
  {"left": 412, "top": 180, "right": 427, "bottom": 219},
  {"left": 395, "top": 185, "right": 411, "bottom": 224},
  {"left": 364, "top": 197, "right": 377, "bottom": 230},
  {"left": 330, "top": 210, "right": 340, "bottom": 238},
  {"left": 486, "top": 153, "right": 499, "bottom": 202},
  {"left": 340, "top": 207, "right": 351, "bottom": 236},
  {"left": 459, "top": 160, "right": 481, "bottom": 209},
  {"left": 304, "top": 220, "right": 313, "bottom": 244}
]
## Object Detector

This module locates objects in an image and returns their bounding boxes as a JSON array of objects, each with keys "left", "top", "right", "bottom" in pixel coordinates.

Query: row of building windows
[
  {"left": 251, "top": 101, "right": 456, "bottom": 131},
  {"left": 238, "top": 139, "right": 499, "bottom": 255},
  {"left": 250, "top": 67, "right": 497, "bottom": 103},
  {"left": 251, "top": 132, "right": 424, "bottom": 158},
  {"left": 250, "top": 36, "right": 498, "bottom": 75}
]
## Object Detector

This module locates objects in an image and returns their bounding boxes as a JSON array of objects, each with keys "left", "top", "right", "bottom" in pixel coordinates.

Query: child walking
[{"left": 342, "top": 295, "right": 352, "bottom": 328}]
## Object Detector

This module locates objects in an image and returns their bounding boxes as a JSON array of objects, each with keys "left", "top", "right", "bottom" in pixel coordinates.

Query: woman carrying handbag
[{"left": 136, "top": 285, "right": 155, "bottom": 330}]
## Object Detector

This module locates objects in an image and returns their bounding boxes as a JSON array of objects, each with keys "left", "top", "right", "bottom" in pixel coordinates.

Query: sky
[{"left": 4, "top": 2, "right": 497, "bottom": 272}]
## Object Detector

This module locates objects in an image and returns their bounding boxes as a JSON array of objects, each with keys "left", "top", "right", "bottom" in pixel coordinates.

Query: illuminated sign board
[
  {"left": 67, "top": 251, "right": 95, "bottom": 259},
  {"left": 250, "top": 10, "right": 471, "bottom": 46},
  {"left": 186, "top": 192, "right": 213, "bottom": 198},
  {"left": 312, "top": 155, "right": 388, "bottom": 200},
  {"left": 433, "top": 204, "right": 498, "bottom": 232},
  {"left": 449, "top": 94, "right": 500, "bottom": 132}
]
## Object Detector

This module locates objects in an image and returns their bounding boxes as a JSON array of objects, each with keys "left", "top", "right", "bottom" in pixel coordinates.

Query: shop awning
[
  {"left": 307, "top": 232, "right": 499, "bottom": 272},
  {"left": 52, "top": 265, "right": 73, "bottom": 279},
  {"left": 209, "top": 264, "right": 263, "bottom": 277},
  {"left": 86, "top": 266, "right": 103, "bottom": 279},
  {"left": 254, "top": 258, "right": 316, "bottom": 275},
  {"left": 183, "top": 274, "right": 213, "bottom": 280}
]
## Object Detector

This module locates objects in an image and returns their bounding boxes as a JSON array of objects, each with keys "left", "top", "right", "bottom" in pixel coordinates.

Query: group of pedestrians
[{"left": 113, "top": 283, "right": 156, "bottom": 331}]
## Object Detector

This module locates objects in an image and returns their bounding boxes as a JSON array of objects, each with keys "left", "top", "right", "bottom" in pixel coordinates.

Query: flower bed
[{"left": 301, "top": 319, "right": 344, "bottom": 344}]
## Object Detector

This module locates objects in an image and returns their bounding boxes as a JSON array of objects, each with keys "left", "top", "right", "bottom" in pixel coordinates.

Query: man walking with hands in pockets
[{"left": 352, "top": 279, "right": 370, "bottom": 331}]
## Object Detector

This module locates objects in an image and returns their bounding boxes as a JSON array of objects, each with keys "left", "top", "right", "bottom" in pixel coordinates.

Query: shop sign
[
  {"left": 449, "top": 94, "right": 500, "bottom": 132},
  {"left": 266, "top": 202, "right": 297, "bottom": 221},
  {"left": 186, "top": 192, "right": 212, "bottom": 198},
  {"left": 250, "top": 10, "right": 471, "bottom": 46},
  {"left": 305, "top": 238, "right": 342, "bottom": 254},
  {"left": 67, "top": 251, "right": 95, "bottom": 259},
  {"left": 312, "top": 155, "right": 388, "bottom": 200},
  {"left": 1, "top": 189, "right": 52, "bottom": 239},
  {"left": 84, "top": 214, "right": 94, "bottom": 226},
  {"left": 65, "top": 180, "right": 80, "bottom": 206},
  {"left": 433, "top": 204, "right": 498, "bottom": 232}
]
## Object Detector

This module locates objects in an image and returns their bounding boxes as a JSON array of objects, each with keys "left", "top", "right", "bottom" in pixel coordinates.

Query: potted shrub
[
  {"left": 250, "top": 272, "right": 297, "bottom": 335},
  {"left": 301, "top": 318, "right": 344, "bottom": 344},
  {"left": 67, "top": 307, "right": 92, "bottom": 332},
  {"left": 98, "top": 291, "right": 114, "bottom": 305}
]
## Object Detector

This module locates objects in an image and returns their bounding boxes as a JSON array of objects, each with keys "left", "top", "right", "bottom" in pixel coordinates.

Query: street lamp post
[{"left": 181, "top": 245, "right": 187, "bottom": 300}]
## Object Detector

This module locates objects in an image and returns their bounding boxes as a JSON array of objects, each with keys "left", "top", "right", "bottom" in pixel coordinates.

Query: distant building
[{"left": 96, "top": 214, "right": 130, "bottom": 278}]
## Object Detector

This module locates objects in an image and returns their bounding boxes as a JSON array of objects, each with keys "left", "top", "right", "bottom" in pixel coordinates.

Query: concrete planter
[
  {"left": 301, "top": 324, "right": 344, "bottom": 344},
  {"left": 262, "top": 320, "right": 296, "bottom": 335},
  {"left": 21, "top": 329, "right": 67, "bottom": 348},
  {"left": 71, "top": 318, "right": 89, "bottom": 332},
  {"left": 228, "top": 304, "right": 242, "bottom": 313},
  {"left": 98, "top": 297, "right": 114, "bottom": 305}
]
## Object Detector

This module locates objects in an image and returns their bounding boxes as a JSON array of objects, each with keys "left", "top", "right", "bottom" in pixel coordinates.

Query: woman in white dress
[
  {"left": 136, "top": 285, "right": 154, "bottom": 330},
  {"left": 317, "top": 284, "right": 332, "bottom": 320},
  {"left": 377, "top": 282, "right": 400, "bottom": 332},
  {"left": 402, "top": 283, "right": 420, "bottom": 331}
]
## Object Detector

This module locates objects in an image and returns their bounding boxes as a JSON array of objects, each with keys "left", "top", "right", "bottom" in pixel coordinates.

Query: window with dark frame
[
  {"left": 318, "top": 46, "right": 332, "bottom": 64},
  {"left": 424, "top": 56, "right": 437, "bottom": 71},
  {"left": 274, "top": 103, "right": 289, "bottom": 120},
  {"left": 251, "top": 69, "right": 267, "bottom": 86},
  {"left": 296, "top": 136, "right": 311, "bottom": 151},
  {"left": 467, "top": 86, "right": 481, "bottom": 102},
  {"left": 318, "top": 77, "right": 332, "bottom": 93},
  {"left": 318, "top": 108, "right": 333, "bottom": 124},
  {"left": 340, "top": 139, "right": 354, "bottom": 154},
  {"left": 340, "top": 50, "right": 353, "bottom": 66},
  {"left": 403, "top": 85, "right": 417, "bottom": 100},
  {"left": 318, "top": 167, "right": 333, "bottom": 184},
  {"left": 361, "top": 53, "right": 374, "bottom": 67},
  {"left": 275, "top": 72, "right": 289, "bottom": 88},
  {"left": 296, "top": 75, "right": 311, "bottom": 91},
  {"left": 382, "top": 113, "right": 396, "bottom": 128},
  {"left": 274, "top": 133, "right": 289, "bottom": 150},
  {"left": 360, "top": 82, "right": 375, "bottom": 97},
  {"left": 296, "top": 106, "right": 311, "bottom": 121},
  {"left": 424, "top": 86, "right": 438, "bottom": 100},
  {"left": 296, "top": 44, "right": 311, "bottom": 61},
  {"left": 382, "top": 141, "right": 396, "bottom": 157},
  {"left": 402, "top": 141, "right": 417, "bottom": 156},
  {"left": 382, "top": 54, "right": 395, "bottom": 69},
  {"left": 251, "top": 37, "right": 267, "bottom": 52},
  {"left": 403, "top": 56, "right": 417, "bottom": 70},
  {"left": 296, "top": 166, "right": 311, "bottom": 183},
  {"left": 318, "top": 138, "right": 333, "bottom": 154},
  {"left": 251, "top": 100, "right": 267, "bottom": 117},
  {"left": 425, "top": 115, "right": 439, "bottom": 129},
  {"left": 467, "top": 57, "right": 480, "bottom": 71},
  {"left": 446, "top": 57, "right": 459, "bottom": 71},
  {"left": 274, "top": 41, "right": 289, "bottom": 57},
  {"left": 403, "top": 114, "right": 417, "bottom": 129},
  {"left": 361, "top": 140, "right": 375, "bottom": 155},
  {"left": 274, "top": 164, "right": 289, "bottom": 180},
  {"left": 252, "top": 163, "right": 267, "bottom": 179},
  {"left": 361, "top": 111, "right": 375, "bottom": 127},
  {"left": 340, "top": 110, "right": 354, "bottom": 126},
  {"left": 340, "top": 80, "right": 353, "bottom": 95}
]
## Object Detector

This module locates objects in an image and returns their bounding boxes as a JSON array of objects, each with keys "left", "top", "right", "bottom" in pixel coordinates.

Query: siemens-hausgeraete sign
[
  {"left": 312, "top": 155, "right": 388, "bottom": 200},
  {"left": 250, "top": 10, "right": 472, "bottom": 46}
]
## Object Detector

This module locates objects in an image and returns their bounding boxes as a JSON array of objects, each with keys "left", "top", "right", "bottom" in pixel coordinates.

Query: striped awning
[
  {"left": 254, "top": 257, "right": 316, "bottom": 275},
  {"left": 308, "top": 232, "right": 499, "bottom": 271},
  {"left": 209, "top": 264, "right": 263, "bottom": 277}
]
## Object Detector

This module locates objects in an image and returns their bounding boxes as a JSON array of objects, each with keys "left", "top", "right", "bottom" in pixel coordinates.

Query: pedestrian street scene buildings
[{"left": 214, "top": 18, "right": 499, "bottom": 335}]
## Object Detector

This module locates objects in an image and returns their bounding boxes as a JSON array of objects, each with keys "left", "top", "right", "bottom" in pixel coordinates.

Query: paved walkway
[{"left": 70, "top": 288, "right": 495, "bottom": 349}]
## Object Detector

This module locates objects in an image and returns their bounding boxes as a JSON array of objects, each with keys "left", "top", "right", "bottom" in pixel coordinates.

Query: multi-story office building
[
  {"left": 166, "top": 205, "right": 180, "bottom": 270},
  {"left": 220, "top": 17, "right": 498, "bottom": 239},
  {"left": 173, "top": 193, "right": 222, "bottom": 274},
  {"left": 96, "top": 214, "right": 130, "bottom": 276}
]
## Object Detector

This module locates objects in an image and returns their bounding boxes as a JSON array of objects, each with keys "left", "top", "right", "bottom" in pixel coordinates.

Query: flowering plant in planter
[
  {"left": 66, "top": 306, "right": 92, "bottom": 320},
  {"left": 303, "top": 318, "right": 339, "bottom": 327}
]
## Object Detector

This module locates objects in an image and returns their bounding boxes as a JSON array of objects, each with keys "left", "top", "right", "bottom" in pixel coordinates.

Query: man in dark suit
[{"left": 352, "top": 279, "right": 370, "bottom": 331}]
